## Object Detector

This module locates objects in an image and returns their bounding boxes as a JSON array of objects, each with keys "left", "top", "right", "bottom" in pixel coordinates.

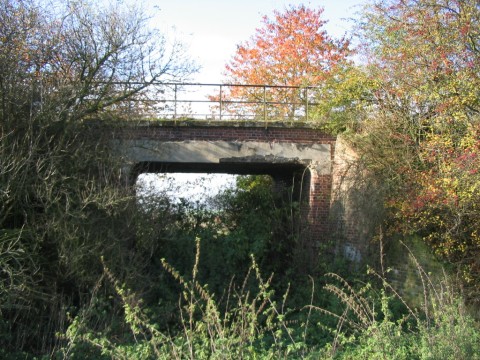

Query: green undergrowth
[
  {"left": 53, "top": 240, "right": 480, "bottom": 360},
  {"left": 3, "top": 174, "right": 479, "bottom": 359}
]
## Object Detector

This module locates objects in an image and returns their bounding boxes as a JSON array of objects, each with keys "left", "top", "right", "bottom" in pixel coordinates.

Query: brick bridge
[{"left": 112, "top": 120, "right": 363, "bottom": 269}]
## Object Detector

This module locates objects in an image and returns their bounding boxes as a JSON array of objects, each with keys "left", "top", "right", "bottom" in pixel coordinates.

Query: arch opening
[
  {"left": 132, "top": 161, "right": 309, "bottom": 204},
  {"left": 132, "top": 161, "right": 314, "bottom": 292}
]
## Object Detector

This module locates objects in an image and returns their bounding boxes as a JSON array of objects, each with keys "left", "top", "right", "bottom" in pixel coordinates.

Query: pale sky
[{"left": 153, "top": 0, "right": 364, "bottom": 83}]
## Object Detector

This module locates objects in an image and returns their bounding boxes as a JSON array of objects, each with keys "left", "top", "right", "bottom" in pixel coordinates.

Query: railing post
[
  {"left": 173, "top": 84, "right": 177, "bottom": 120},
  {"left": 305, "top": 87, "right": 308, "bottom": 122},
  {"left": 219, "top": 84, "right": 223, "bottom": 121},
  {"left": 263, "top": 86, "right": 267, "bottom": 122}
]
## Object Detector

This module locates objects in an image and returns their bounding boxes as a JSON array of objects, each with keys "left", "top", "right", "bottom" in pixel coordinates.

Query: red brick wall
[{"left": 114, "top": 122, "right": 336, "bottom": 145}]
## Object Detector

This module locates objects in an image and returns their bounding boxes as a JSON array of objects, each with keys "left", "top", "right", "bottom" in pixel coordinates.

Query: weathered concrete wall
[
  {"left": 112, "top": 121, "right": 336, "bottom": 172},
  {"left": 117, "top": 139, "right": 332, "bottom": 175}
]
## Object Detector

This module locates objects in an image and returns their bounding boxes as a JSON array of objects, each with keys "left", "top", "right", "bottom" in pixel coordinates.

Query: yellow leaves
[
  {"left": 472, "top": 229, "right": 480, "bottom": 246},
  {"left": 390, "top": 121, "right": 480, "bottom": 258},
  {"left": 355, "top": 0, "right": 480, "bottom": 293},
  {"left": 362, "top": 0, "right": 480, "bottom": 124}
]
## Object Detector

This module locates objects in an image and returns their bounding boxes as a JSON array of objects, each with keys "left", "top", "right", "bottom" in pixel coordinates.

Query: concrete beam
[{"left": 116, "top": 139, "right": 332, "bottom": 176}]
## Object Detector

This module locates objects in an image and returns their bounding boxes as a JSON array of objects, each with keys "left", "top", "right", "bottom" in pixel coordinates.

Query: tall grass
[
  {"left": 61, "top": 239, "right": 314, "bottom": 359},
  {"left": 59, "top": 239, "right": 480, "bottom": 360},
  {"left": 310, "top": 243, "right": 480, "bottom": 360}
]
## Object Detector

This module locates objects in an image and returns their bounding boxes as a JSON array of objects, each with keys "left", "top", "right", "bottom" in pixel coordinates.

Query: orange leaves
[
  {"left": 226, "top": 5, "right": 347, "bottom": 85},
  {"left": 220, "top": 4, "right": 350, "bottom": 119}
]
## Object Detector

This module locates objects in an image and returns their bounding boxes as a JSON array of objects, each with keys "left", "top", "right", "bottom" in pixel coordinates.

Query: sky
[{"left": 153, "top": 0, "right": 364, "bottom": 83}]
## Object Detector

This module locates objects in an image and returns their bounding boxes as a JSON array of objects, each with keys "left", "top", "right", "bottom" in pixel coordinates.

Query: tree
[
  {"left": 353, "top": 0, "right": 480, "bottom": 300},
  {"left": 0, "top": 0, "right": 197, "bottom": 353},
  {"left": 214, "top": 4, "right": 350, "bottom": 120}
]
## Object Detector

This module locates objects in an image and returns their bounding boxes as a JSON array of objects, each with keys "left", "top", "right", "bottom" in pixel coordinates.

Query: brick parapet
[{"left": 112, "top": 121, "right": 336, "bottom": 147}]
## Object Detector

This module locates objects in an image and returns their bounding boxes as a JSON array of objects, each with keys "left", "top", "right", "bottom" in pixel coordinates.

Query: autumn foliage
[
  {"left": 389, "top": 130, "right": 480, "bottom": 284},
  {"left": 355, "top": 0, "right": 480, "bottom": 299},
  {"left": 215, "top": 4, "right": 350, "bottom": 120}
]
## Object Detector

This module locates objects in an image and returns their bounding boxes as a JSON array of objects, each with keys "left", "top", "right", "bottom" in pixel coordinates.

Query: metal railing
[{"left": 122, "top": 82, "right": 319, "bottom": 122}]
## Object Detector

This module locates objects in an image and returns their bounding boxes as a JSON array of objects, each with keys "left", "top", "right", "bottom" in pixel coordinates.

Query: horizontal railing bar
[
  {"left": 125, "top": 99, "right": 319, "bottom": 106},
  {"left": 106, "top": 81, "right": 319, "bottom": 90},
  {"left": 95, "top": 81, "right": 320, "bottom": 122}
]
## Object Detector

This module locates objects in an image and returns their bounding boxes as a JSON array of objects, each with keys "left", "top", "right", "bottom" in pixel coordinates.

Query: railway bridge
[{"left": 110, "top": 83, "right": 366, "bottom": 269}]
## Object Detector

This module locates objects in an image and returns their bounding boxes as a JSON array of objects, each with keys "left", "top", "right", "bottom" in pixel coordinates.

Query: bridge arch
[{"left": 113, "top": 121, "right": 336, "bottom": 270}]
